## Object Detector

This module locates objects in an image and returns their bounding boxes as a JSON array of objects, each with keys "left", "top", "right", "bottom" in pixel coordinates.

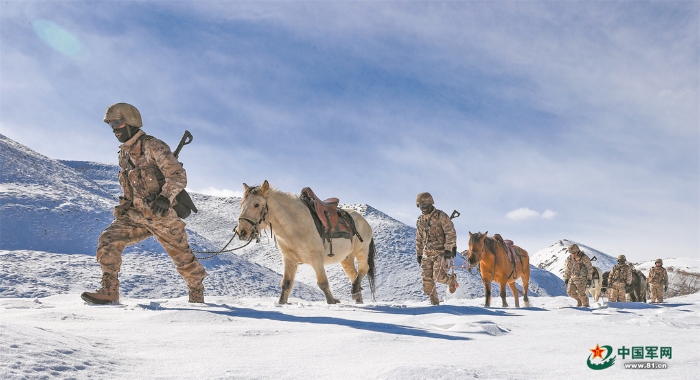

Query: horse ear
[
  {"left": 469, "top": 231, "right": 473, "bottom": 237},
  {"left": 261, "top": 180, "right": 270, "bottom": 193},
  {"left": 243, "top": 183, "right": 249, "bottom": 192},
  {"left": 484, "top": 231, "right": 488, "bottom": 237}
]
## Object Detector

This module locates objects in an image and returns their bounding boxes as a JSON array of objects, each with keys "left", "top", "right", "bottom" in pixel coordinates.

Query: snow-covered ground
[
  {"left": 1, "top": 292, "right": 699, "bottom": 379},
  {"left": 3, "top": 133, "right": 700, "bottom": 379}
]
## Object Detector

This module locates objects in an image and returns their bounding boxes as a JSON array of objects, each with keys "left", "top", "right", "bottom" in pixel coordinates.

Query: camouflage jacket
[
  {"left": 647, "top": 266, "right": 668, "bottom": 285},
  {"left": 416, "top": 208, "right": 456, "bottom": 256},
  {"left": 609, "top": 263, "right": 633, "bottom": 285},
  {"left": 115, "top": 130, "right": 186, "bottom": 215},
  {"left": 564, "top": 253, "right": 594, "bottom": 281}
]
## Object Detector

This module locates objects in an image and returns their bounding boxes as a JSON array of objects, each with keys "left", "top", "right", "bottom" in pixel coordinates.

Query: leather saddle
[
  {"left": 301, "top": 187, "right": 340, "bottom": 233},
  {"left": 494, "top": 233, "right": 522, "bottom": 279},
  {"left": 300, "top": 187, "right": 363, "bottom": 256}
]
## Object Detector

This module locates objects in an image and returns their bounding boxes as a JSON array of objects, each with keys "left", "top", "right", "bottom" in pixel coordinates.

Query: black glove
[
  {"left": 150, "top": 195, "right": 171, "bottom": 216},
  {"left": 443, "top": 250, "right": 454, "bottom": 259},
  {"left": 417, "top": 255, "right": 422, "bottom": 265},
  {"left": 587, "top": 280, "right": 592, "bottom": 287},
  {"left": 664, "top": 286, "right": 667, "bottom": 292},
  {"left": 564, "top": 279, "right": 569, "bottom": 285}
]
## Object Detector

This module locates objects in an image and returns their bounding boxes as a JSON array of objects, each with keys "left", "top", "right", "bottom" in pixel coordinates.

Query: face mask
[
  {"left": 419, "top": 203, "right": 434, "bottom": 215},
  {"left": 113, "top": 125, "right": 133, "bottom": 143}
]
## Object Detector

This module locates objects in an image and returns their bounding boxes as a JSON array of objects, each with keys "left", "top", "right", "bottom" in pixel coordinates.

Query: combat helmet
[
  {"left": 655, "top": 258, "right": 663, "bottom": 265},
  {"left": 617, "top": 254, "right": 626, "bottom": 263},
  {"left": 567, "top": 244, "right": 581, "bottom": 254},
  {"left": 104, "top": 103, "right": 142, "bottom": 128},
  {"left": 416, "top": 192, "right": 434, "bottom": 207}
]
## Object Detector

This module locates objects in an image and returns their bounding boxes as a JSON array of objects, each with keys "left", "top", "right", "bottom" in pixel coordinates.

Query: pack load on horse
[
  {"left": 464, "top": 231, "right": 531, "bottom": 308},
  {"left": 236, "top": 181, "right": 376, "bottom": 304}
]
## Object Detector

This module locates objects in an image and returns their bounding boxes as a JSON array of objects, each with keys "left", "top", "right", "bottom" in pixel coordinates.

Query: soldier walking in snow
[
  {"left": 647, "top": 259, "right": 668, "bottom": 303},
  {"left": 81, "top": 103, "right": 207, "bottom": 304},
  {"left": 608, "top": 254, "right": 633, "bottom": 302},
  {"left": 415, "top": 192, "right": 457, "bottom": 306},
  {"left": 563, "top": 244, "right": 593, "bottom": 307}
]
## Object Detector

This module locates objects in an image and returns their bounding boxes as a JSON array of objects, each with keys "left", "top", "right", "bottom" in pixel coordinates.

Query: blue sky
[{"left": 1, "top": 1, "right": 698, "bottom": 261}]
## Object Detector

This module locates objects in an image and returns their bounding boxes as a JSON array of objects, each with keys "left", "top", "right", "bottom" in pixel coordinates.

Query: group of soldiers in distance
[
  {"left": 415, "top": 191, "right": 671, "bottom": 307},
  {"left": 82, "top": 102, "right": 669, "bottom": 307},
  {"left": 563, "top": 245, "right": 669, "bottom": 307}
]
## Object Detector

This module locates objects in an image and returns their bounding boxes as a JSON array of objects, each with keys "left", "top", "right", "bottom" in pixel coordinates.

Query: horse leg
[
  {"left": 312, "top": 261, "right": 340, "bottom": 304},
  {"left": 508, "top": 282, "right": 520, "bottom": 308},
  {"left": 483, "top": 280, "right": 491, "bottom": 307},
  {"left": 522, "top": 274, "right": 530, "bottom": 308},
  {"left": 278, "top": 256, "right": 299, "bottom": 305},
  {"left": 499, "top": 282, "right": 508, "bottom": 307},
  {"left": 340, "top": 254, "right": 363, "bottom": 304}
]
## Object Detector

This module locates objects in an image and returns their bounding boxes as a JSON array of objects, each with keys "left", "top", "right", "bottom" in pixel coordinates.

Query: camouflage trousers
[
  {"left": 421, "top": 254, "right": 456, "bottom": 297},
  {"left": 96, "top": 206, "right": 207, "bottom": 289},
  {"left": 649, "top": 283, "right": 664, "bottom": 303},
  {"left": 567, "top": 278, "right": 589, "bottom": 306},
  {"left": 608, "top": 282, "right": 627, "bottom": 302}
]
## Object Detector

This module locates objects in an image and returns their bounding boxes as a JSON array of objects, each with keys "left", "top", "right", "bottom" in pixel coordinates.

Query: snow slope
[
  {"left": 530, "top": 238, "right": 619, "bottom": 279},
  {"left": 634, "top": 258, "right": 700, "bottom": 298}
]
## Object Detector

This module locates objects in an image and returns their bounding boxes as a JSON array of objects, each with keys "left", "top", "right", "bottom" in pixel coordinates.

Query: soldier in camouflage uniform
[
  {"left": 415, "top": 192, "right": 457, "bottom": 305},
  {"left": 647, "top": 259, "right": 668, "bottom": 303},
  {"left": 563, "top": 244, "right": 594, "bottom": 307},
  {"left": 608, "top": 254, "right": 633, "bottom": 302},
  {"left": 81, "top": 103, "right": 207, "bottom": 304}
]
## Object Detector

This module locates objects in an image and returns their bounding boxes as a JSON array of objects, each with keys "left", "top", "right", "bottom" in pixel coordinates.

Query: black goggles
[{"left": 108, "top": 119, "right": 126, "bottom": 130}]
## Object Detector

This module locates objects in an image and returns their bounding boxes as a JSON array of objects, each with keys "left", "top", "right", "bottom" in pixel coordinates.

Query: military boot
[
  {"left": 582, "top": 298, "right": 590, "bottom": 307},
  {"left": 188, "top": 285, "right": 204, "bottom": 303},
  {"left": 576, "top": 298, "right": 582, "bottom": 307},
  {"left": 429, "top": 293, "right": 440, "bottom": 306},
  {"left": 81, "top": 272, "right": 119, "bottom": 304}
]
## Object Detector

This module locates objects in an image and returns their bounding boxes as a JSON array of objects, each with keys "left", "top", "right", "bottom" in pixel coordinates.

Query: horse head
[
  {"left": 466, "top": 231, "right": 488, "bottom": 268},
  {"left": 237, "top": 180, "right": 271, "bottom": 241}
]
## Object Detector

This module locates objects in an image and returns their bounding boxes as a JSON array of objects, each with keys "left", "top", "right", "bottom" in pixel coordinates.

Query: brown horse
[{"left": 466, "top": 231, "right": 531, "bottom": 307}]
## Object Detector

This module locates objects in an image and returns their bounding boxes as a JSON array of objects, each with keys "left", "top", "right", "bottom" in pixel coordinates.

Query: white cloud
[
  {"left": 541, "top": 209, "right": 558, "bottom": 220},
  {"left": 189, "top": 187, "right": 243, "bottom": 198},
  {"left": 507, "top": 208, "right": 558, "bottom": 221}
]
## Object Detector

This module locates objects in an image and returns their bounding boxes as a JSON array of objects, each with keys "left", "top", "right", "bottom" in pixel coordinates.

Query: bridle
[
  {"left": 238, "top": 187, "right": 269, "bottom": 241},
  {"left": 466, "top": 234, "right": 485, "bottom": 269}
]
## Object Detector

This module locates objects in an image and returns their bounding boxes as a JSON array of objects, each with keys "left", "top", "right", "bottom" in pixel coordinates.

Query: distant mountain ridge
[
  {"left": 529, "top": 239, "right": 618, "bottom": 279},
  {"left": 12, "top": 133, "right": 697, "bottom": 302}
]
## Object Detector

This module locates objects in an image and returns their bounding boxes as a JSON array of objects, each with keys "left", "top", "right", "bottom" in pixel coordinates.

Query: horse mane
[{"left": 244, "top": 184, "right": 299, "bottom": 201}]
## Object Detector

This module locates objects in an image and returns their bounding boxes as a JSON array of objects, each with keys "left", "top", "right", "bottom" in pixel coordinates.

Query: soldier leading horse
[
  {"left": 466, "top": 231, "right": 531, "bottom": 308},
  {"left": 236, "top": 180, "right": 376, "bottom": 304}
]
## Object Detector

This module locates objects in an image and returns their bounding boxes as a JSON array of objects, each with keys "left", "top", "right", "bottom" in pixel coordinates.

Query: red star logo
[{"left": 590, "top": 344, "right": 605, "bottom": 359}]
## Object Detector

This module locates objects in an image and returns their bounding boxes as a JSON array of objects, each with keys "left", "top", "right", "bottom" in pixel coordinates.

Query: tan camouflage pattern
[
  {"left": 608, "top": 282, "right": 627, "bottom": 302},
  {"left": 609, "top": 263, "right": 633, "bottom": 286},
  {"left": 116, "top": 130, "right": 187, "bottom": 206},
  {"left": 647, "top": 266, "right": 668, "bottom": 285},
  {"left": 647, "top": 266, "right": 667, "bottom": 303},
  {"left": 567, "top": 278, "right": 589, "bottom": 306},
  {"left": 104, "top": 102, "right": 143, "bottom": 127},
  {"left": 416, "top": 208, "right": 456, "bottom": 256},
  {"left": 96, "top": 130, "right": 206, "bottom": 291},
  {"left": 649, "top": 283, "right": 664, "bottom": 303},
  {"left": 563, "top": 252, "right": 594, "bottom": 281}
]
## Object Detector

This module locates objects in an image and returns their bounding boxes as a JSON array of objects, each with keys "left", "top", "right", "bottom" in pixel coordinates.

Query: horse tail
[{"left": 367, "top": 238, "right": 377, "bottom": 302}]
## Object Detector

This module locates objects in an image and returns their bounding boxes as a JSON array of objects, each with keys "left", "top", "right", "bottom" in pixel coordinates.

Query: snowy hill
[
  {"left": 634, "top": 258, "right": 700, "bottom": 298},
  {"left": 530, "top": 239, "right": 618, "bottom": 279},
  {"left": 1, "top": 134, "right": 582, "bottom": 302}
]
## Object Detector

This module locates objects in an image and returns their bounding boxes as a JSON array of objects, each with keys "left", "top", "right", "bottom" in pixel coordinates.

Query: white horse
[
  {"left": 586, "top": 266, "right": 603, "bottom": 303},
  {"left": 236, "top": 180, "right": 376, "bottom": 304}
]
